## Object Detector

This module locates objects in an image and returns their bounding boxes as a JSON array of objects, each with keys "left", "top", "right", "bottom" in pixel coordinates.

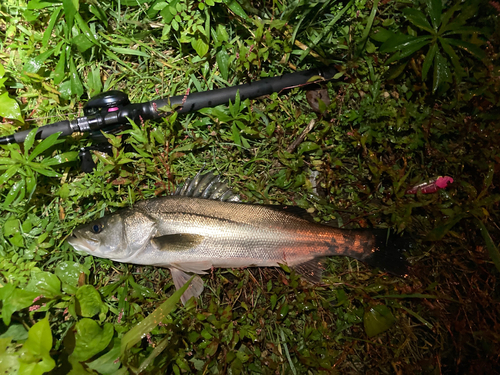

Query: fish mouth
[{"left": 67, "top": 233, "right": 99, "bottom": 253}]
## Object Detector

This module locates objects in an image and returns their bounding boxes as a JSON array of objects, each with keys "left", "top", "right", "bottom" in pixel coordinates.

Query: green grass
[{"left": 1, "top": 0, "right": 500, "bottom": 373}]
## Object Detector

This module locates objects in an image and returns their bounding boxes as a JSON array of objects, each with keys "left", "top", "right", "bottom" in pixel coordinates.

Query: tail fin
[{"left": 350, "top": 229, "right": 410, "bottom": 276}]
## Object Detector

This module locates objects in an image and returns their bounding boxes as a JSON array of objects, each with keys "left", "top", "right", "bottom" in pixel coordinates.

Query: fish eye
[{"left": 92, "top": 224, "right": 104, "bottom": 234}]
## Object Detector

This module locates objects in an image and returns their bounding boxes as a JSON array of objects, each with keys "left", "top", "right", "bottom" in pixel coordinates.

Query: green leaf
[
  {"left": 364, "top": 305, "right": 396, "bottom": 337},
  {"left": 445, "top": 38, "right": 486, "bottom": 60},
  {"left": 129, "top": 278, "right": 158, "bottom": 299},
  {"left": 87, "top": 65, "right": 102, "bottom": 96},
  {"left": 442, "top": 26, "right": 482, "bottom": 36},
  {"left": 87, "top": 338, "right": 121, "bottom": 375},
  {"left": 380, "top": 34, "right": 431, "bottom": 53},
  {"left": 54, "top": 48, "right": 67, "bottom": 85},
  {"left": 0, "top": 92, "right": 23, "bottom": 122},
  {"left": 371, "top": 27, "right": 395, "bottom": 43},
  {"left": 55, "top": 262, "right": 90, "bottom": 294},
  {"left": 3, "top": 178, "right": 25, "bottom": 209},
  {"left": 30, "top": 165, "right": 60, "bottom": 178},
  {"left": 441, "top": 1, "right": 477, "bottom": 32},
  {"left": 231, "top": 123, "right": 241, "bottom": 146},
  {"left": 18, "top": 317, "right": 56, "bottom": 375},
  {"left": 121, "top": 275, "right": 193, "bottom": 355},
  {"left": 27, "top": 0, "right": 58, "bottom": 9},
  {"left": 0, "top": 324, "right": 29, "bottom": 341},
  {"left": 25, "top": 271, "right": 61, "bottom": 298},
  {"left": 0, "top": 338, "right": 20, "bottom": 374},
  {"left": 426, "top": 213, "right": 466, "bottom": 241},
  {"left": 62, "top": 0, "right": 78, "bottom": 30},
  {"left": 223, "top": 0, "right": 250, "bottom": 21},
  {"left": 216, "top": 24, "right": 229, "bottom": 43},
  {"left": 0, "top": 284, "right": 39, "bottom": 325},
  {"left": 192, "top": 37, "right": 209, "bottom": 57},
  {"left": 23, "top": 49, "right": 54, "bottom": 74},
  {"left": 385, "top": 38, "right": 432, "bottom": 64},
  {"left": 71, "top": 319, "right": 114, "bottom": 362},
  {"left": 76, "top": 285, "right": 108, "bottom": 318},
  {"left": 298, "top": 141, "right": 320, "bottom": 155},
  {"left": 426, "top": 0, "right": 442, "bottom": 30},
  {"left": 25, "top": 172, "right": 36, "bottom": 197},
  {"left": 160, "top": 0, "right": 180, "bottom": 24},
  {"left": 475, "top": 219, "right": 500, "bottom": 273},
  {"left": 216, "top": 47, "right": 229, "bottom": 81},
  {"left": 23, "top": 128, "right": 38, "bottom": 157},
  {"left": 72, "top": 34, "right": 95, "bottom": 53},
  {"left": 402, "top": 8, "right": 434, "bottom": 34},
  {"left": 58, "top": 80, "right": 72, "bottom": 100},
  {"left": 438, "top": 2, "right": 460, "bottom": 32},
  {"left": 10, "top": 148, "right": 24, "bottom": 162},
  {"left": 28, "top": 132, "right": 63, "bottom": 161},
  {"left": 68, "top": 355, "right": 94, "bottom": 375},
  {"left": 41, "top": 151, "right": 79, "bottom": 166},
  {"left": 42, "top": 6, "right": 62, "bottom": 48},
  {"left": 432, "top": 50, "right": 451, "bottom": 93},
  {"left": 422, "top": 42, "right": 437, "bottom": 80},
  {"left": 439, "top": 38, "right": 464, "bottom": 80},
  {"left": 74, "top": 13, "right": 99, "bottom": 46},
  {"left": 3, "top": 218, "right": 20, "bottom": 237},
  {"left": 0, "top": 165, "right": 21, "bottom": 185},
  {"left": 69, "top": 57, "right": 84, "bottom": 98},
  {"left": 108, "top": 46, "right": 150, "bottom": 58},
  {"left": 0, "top": 157, "right": 19, "bottom": 165}
]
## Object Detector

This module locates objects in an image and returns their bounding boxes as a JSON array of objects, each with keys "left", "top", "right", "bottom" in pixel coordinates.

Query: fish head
[
  {"left": 68, "top": 209, "right": 158, "bottom": 261},
  {"left": 68, "top": 213, "right": 128, "bottom": 259}
]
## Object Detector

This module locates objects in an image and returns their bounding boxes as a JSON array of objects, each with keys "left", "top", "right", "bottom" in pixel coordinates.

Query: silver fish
[{"left": 68, "top": 171, "right": 408, "bottom": 304}]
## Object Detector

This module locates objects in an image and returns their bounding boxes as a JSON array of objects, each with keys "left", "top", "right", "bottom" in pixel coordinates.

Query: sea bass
[{"left": 68, "top": 171, "right": 408, "bottom": 304}]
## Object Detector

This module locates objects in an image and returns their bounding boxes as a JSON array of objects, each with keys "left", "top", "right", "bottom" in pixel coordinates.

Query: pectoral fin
[
  {"left": 291, "top": 259, "right": 325, "bottom": 283},
  {"left": 170, "top": 267, "right": 205, "bottom": 305},
  {"left": 151, "top": 233, "right": 204, "bottom": 251}
]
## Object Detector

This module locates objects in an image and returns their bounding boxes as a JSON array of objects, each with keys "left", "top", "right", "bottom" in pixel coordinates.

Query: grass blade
[
  {"left": 475, "top": 219, "right": 500, "bottom": 273},
  {"left": 356, "top": 0, "right": 379, "bottom": 58},
  {"left": 120, "top": 276, "right": 194, "bottom": 356}
]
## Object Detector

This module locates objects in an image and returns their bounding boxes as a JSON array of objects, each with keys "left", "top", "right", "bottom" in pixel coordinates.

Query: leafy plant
[
  {"left": 0, "top": 317, "right": 56, "bottom": 374},
  {"left": 0, "top": 130, "right": 78, "bottom": 210},
  {"left": 0, "top": 64, "right": 22, "bottom": 122},
  {"left": 376, "top": 0, "right": 486, "bottom": 93}
]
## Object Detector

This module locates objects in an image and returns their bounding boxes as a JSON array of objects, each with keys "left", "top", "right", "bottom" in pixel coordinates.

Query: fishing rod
[{"left": 0, "top": 66, "right": 338, "bottom": 170}]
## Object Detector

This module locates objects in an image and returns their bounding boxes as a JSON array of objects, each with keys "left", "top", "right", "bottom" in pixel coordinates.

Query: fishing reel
[
  {"left": 79, "top": 91, "right": 132, "bottom": 172},
  {"left": 83, "top": 90, "right": 133, "bottom": 141}
]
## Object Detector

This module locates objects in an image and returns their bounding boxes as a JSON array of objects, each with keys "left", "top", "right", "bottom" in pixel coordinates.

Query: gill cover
[{"left": 121, "top": 210, "right": 157, "bottom": 256}]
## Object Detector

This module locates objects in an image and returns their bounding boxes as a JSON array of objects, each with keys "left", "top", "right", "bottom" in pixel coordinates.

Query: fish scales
[{"left": 68, "top": 171, "right": 409, "bottom": 304}]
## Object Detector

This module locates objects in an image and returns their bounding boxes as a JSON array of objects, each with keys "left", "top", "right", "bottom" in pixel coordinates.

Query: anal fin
[
  {"left": 171, "top": 261, "right": 212, "bottom": 274},
  {"left": 292, "top": 259, "right": 325, "bottom": 283},
  {"left": 170, "top": 267, "right": 205, "bottom": 305}
]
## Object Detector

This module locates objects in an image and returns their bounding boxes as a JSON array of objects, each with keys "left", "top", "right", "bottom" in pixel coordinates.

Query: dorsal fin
[{"left": 174, "top": 168, "right": 240, "bottom": 202}]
